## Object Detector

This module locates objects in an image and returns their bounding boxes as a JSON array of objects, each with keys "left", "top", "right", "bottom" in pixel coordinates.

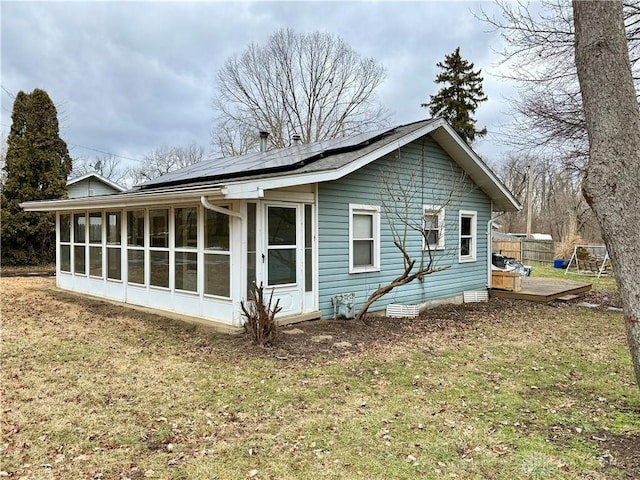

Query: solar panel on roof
[{"left": 139, "top": 126, "right": 395, "bottom": 188}]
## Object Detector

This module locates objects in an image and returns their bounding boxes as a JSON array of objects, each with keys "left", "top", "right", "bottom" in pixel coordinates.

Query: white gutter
[{"left": 21, "top": 186, "right": 224, "bottom": 212}]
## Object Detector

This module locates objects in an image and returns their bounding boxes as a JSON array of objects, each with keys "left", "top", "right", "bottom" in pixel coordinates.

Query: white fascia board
[
  {"left": 21, "top": 186, "right": 224, "bottom": 211},
  {"left": 221, "top": 120, "right": 445, "bottom": 199}
]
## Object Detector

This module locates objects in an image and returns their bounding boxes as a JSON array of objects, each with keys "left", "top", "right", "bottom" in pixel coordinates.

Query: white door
[{"left": 264, "top": 204, "right": 303, "bottom": 317}]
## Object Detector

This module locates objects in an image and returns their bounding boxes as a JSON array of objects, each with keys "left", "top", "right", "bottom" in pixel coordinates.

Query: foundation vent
[
  {"left": 463, "top": 290, "right": 489, "bottom": 303},
  {"left": 386, "top": 304, "right": 420, "bottom": 319}
]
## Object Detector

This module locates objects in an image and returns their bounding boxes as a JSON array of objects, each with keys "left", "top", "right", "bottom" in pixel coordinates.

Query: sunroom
[{"left": 30, "top": 185, "right": 319, "bottom": 328}]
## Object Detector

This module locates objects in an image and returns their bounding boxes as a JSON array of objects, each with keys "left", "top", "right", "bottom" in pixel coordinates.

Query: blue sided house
[{"left": 22, "top": 119, "right": 521, "bottom": 328}]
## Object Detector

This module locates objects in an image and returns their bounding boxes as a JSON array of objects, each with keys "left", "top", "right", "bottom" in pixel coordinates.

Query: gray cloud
[{"left": 1, "top": 1, "right": 516, "bottom": 167}]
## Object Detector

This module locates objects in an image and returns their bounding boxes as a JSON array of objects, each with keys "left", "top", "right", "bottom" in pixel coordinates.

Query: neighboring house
[
  {"left": 22, "top": 119, "right": 520, "bottom": 328},
  {"left": 67, "top": 172, "right": 126, "bottom": 198}
]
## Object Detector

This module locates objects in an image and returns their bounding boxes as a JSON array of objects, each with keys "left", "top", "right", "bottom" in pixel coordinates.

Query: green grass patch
[{"left": 531, "top": 263, "right": 618, "bottom": 292}]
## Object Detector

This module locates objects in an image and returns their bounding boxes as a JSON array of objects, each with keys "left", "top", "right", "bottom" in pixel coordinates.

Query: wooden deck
[{"left": 490, "top": 277, "right": 592, "bottom": 302}]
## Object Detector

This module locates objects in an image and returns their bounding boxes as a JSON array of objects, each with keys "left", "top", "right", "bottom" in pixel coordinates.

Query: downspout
[{"left": 200, "top": 196, "right": 242, "bottom": 219}]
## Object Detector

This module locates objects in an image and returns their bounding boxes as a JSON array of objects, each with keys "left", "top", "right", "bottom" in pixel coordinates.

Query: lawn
[
  {"left": 529, "top": 263, "right": 618, "bottom": 293},
  {"left": 1, "top": 276, "right": 638, "bottom": 479}
]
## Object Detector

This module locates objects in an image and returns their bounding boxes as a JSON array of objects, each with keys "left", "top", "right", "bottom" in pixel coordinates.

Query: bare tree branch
[{"left": 211, "top": 28, "right": 389, "bottom": 156}]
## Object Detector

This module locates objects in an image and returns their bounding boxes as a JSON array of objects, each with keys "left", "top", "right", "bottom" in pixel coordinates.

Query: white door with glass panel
[{"left": 264, "top": 204, "right": 303, "bottom": 317}]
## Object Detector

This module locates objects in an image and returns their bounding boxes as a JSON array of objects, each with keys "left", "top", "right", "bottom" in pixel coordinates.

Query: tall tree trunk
[{"left": 573, "top": 0, "right": 640, "bottom": 387}]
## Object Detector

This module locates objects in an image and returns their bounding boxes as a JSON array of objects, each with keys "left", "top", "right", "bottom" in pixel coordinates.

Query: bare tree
[
  {"left": 492, "top": 154, "right": 599, "bottom": 241},
  {"left": 211, "top": 119, "right": 259, "bottom": 157},
  {"left": 573, "top": 0, "right": 640, "bottom": 386},
  {"left": 130, "top": 143, "right": 205, "bottom": 185},
  {"left": 355, "top": 166, "right": 473, "bottom": 321},
  {"left": 477, "top": 0, "right": 640, "bottom": 169},
  {"left": 69, "top": 154, "right": 128, "bottom": 186},
  {"left": 212, "top": 28, "right": 389, "bottom": 156}
]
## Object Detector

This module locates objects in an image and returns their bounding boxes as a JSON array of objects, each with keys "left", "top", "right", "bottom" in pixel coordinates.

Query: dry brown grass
[{"left": 1, "top": 276, "right": 638, "bottom": 479}]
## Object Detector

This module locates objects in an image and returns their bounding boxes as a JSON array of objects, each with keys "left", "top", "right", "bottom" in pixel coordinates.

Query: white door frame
[{"left": 261, "top": 202, "right": 304, "bottom": 317}]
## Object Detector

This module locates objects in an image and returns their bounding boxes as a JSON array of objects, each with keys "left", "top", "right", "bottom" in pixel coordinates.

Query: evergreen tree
[
  {"left": 1, "top": 89, "right": 72, "bottom": 265},
  {"left": 423, "top": 47, "right": 488, "bottom": 144}
]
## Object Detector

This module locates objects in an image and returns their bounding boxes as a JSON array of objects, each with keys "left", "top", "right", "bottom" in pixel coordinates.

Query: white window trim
[
  {"left": 349, "top": 204, "right": 380, "bottom": 274},
  {"left": 423, "top": 205, "right": 445, "bottom": 251},
  {"left": 459, "top": 210, "right": 477, "bottom": 263}
]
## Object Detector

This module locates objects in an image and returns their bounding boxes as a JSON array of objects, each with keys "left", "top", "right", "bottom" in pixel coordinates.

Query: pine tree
[
  {"left": 423, "top": 47, "right": 488, "bottom": 144},
  {"left": 1, "top": 89, "right": 72, "bottom": 265}
]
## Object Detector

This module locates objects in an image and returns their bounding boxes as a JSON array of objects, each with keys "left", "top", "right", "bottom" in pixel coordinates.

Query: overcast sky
[{"left": 1, "top": 1, "right": 517, "bottom": 171}]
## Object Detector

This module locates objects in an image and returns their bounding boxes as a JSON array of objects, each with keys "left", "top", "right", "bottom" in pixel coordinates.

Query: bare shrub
[
  {"left": 240, "top": 283, "right": 282, "bottom": 346},
  {"left": 555, "top": 233, "right": 585, "bottom": 259}
]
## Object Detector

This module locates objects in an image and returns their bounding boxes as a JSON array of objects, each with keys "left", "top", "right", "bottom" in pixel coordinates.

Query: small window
[
  {"left": 127, "top": 210, "right": 145, "bottom": 247},
  {"left": 60, "top": 245, "right": 71, "bottom": 272},
  {"left": 74, "top": 213, "right": 86, "bottom": 244},
  {"left": 107, "top": 212, "right": 121, "bottom": 245},
  {"left": 149, "top": 209, "right": 169, "bottom": 248},
  {"left": 175, "top": 207, "right": 198, "bottom": 249},
  {"left": 349, "top": 204, "right": 380, "bottom": 273},
  {"left": 60, "top": 214, "right": 71, "bottom": 243},
  {"left": 459, "top": 210, "right": 477, "bottom": 262},
  {"left": 423, "top": 206, "right": 445, "bottom": 251},
  {"left": 89, "top": 212, "right": 102, "bottom": 244}
]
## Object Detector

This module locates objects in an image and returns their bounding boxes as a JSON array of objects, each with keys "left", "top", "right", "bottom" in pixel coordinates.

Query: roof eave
[{"left": 20, "top": 186, "right": 224, "bottom": 212}]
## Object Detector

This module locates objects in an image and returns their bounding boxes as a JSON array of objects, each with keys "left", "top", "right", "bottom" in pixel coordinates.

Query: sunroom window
[
  {"left": 175, "top": 207, "right": 198, "bottom": 292},
  {"left": 106, "top": 211, "right": 121, "bottom": 281},
  {"left": 149, "top": 209, "right": 169, "bottom": 288},
  {"left": 204, "top": 207, "right": 230, "bottom": 297},
  {"left": 127, "top": 210, "right": 145, "bottom": 285}
]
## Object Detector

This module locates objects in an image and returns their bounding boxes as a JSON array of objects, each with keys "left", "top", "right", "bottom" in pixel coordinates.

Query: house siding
[
  {"left": 317, "top": 135, "right": 491, "bottom": 319},
  {"left": 68, "top": 178, "right": 120, "bottom": 198}
]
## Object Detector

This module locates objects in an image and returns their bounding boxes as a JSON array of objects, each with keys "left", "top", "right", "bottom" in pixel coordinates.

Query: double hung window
[
  {"left": 349, "top": 204, "right": 380, "bottom": 273},
  {"left": 423, "top": 206, "right": 445, "bottom": 251},
  {"left": 459, "top": 210, "right": 477, "bottom": 262}
]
